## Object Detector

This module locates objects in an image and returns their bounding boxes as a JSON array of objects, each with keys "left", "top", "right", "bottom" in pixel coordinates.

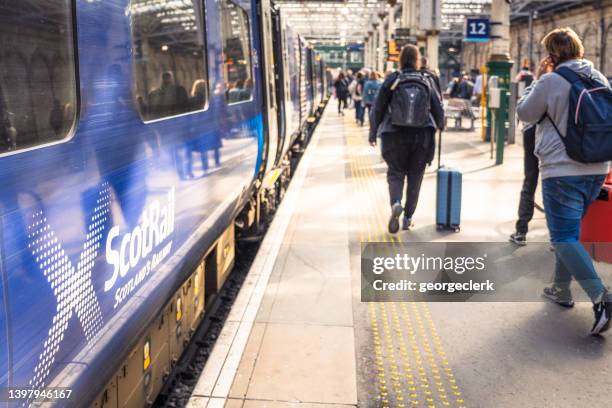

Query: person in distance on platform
[
  {"left": 362, "top": 71, "right": 382, "bottom": 123},
  {"left": 368, "top": 45, "right": 444, "bottom": 234},
  {"left": 508, "top": 121, "right": 539, "bottom": 247},
  {"left": 516, "top": 27, "right": 612, "bottom": 335},
  {"left": 334, "top": 71, "right": 349, "bottom": 115},
  {"left": 419, "top": 57, "right": 442, "bottom": 98},
  {"left": 515, "top": 61, "right": 535, "bottom": 87},
  {"left": 345, "top": 69, "right": 354, "bottom": 106},
  {"left": 509, "top": 60, "right": 539, "bottom": 247},
  {"left": 349, "top": 71, "right": 365, "bottom": 126}
]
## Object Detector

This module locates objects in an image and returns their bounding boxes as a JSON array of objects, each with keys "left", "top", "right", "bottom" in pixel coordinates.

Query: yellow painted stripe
[{"left": 344, "top": 113, "right": 466, "bottom": 407}]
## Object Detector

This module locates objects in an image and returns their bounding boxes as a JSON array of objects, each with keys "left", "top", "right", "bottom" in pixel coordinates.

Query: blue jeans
[
  {"left": 542, "top": 174, "right": 607, "bottom": 302},
  {"left": 355, "top": 100, "right": 365, "bottom": 123}
]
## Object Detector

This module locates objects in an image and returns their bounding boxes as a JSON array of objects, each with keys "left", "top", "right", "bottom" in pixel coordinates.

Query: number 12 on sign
[{"left": 465, "top": 18, "right": 490, "bottom": 43}]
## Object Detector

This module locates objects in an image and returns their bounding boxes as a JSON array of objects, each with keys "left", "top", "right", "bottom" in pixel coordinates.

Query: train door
[
  {"left": 258, "top": 0, "right": 284, "bottom": 171},
  {"left": 304, "top": 47, "right": 314, "bottom": 117},
  {"left": 270, "top": 6, "right": 287, "bottom": 164}
]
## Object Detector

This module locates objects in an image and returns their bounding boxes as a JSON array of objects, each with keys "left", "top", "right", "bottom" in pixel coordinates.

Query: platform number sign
[{"left": 465, "top": 18, "right": 490, "bottom": 43}]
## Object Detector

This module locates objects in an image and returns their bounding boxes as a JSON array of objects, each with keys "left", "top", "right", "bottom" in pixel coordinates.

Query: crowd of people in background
[
  {"left": 333, "top": 68, "right": 383, "bottom": 124},
  {"left": 328, "top": 27, "right": 612, "bottom": 336},
  {"left": 331, "top": 58, "right": 488, "bottom": 126}
]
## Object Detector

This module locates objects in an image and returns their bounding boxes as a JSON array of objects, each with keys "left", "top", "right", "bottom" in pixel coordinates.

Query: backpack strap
[
  {"left": 389, "top": 70, "right": 404, "bottom": 91},
  {"left": 538, "top": 113, "right": 564, "bottom": 139},
  {"left": 391, "top": 71, "right": 429, "bottom": 90},
  {"left": 535, "top": 66, "right": 581, "bottom": 137},
  {"left": 554, "top": 66, "right": 582, "bottom": 84}
]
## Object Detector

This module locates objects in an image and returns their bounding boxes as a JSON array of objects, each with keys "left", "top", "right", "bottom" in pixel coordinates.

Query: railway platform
[{"left": 186, "top": 106, "right": 612, "bottom": 408}]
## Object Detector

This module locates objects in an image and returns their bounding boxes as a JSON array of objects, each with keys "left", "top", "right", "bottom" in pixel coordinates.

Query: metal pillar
[
  {"left": 372, "top": 23, "right": 379, "bottom": 71},
  {"left": 490, "top": 0, "right": 511, "bottom": 60},
  {"left": 401, "top": 0, "right": 411, "bottom": 28},
  {"left": 367, "top": 37, "right": 371, "bottom": 69},
  {"left": 386, "top": 4, "right": 397, "bottom": 71},
  {"left": 487, "top": 0, "right": 513, "bottom": 163},
  {"left": 426, "top": 33, "right": 439, "bottom": 71},
  {"left": 377, "top": 15, "right": 386, "bottom": 72},
  {"left": 527, "top": 11, "right": 534, "bottom": 69},
  {"left": 364, "top": 34, "right": 370, "bottom": 68}
]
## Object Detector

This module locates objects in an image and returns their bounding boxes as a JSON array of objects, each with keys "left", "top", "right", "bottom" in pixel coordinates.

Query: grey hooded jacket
[{"left": 516, "top": 59, "right": 610, "bottom": 179}]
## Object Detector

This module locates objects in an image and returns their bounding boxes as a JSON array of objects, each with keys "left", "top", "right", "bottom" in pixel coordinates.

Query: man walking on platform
[{"left": 368, "top": 45, "right": 444, "bottom": 234}]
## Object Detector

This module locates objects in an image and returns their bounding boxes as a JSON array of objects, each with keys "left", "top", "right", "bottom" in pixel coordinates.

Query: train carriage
[{"left": 0, "top": 0, "right": 324, "bottom": 406}]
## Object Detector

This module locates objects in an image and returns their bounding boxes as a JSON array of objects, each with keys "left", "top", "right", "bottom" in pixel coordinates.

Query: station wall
[
  {"left": 460, "top": 0, "right": 612, "bottom": 79},
  {"left": 510, "top": 0, "right": 612, "bottom": 77}
]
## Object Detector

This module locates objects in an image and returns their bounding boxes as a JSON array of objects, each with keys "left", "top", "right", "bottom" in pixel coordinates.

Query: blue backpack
[{"left": 545, "top": 66, "right": 612, "bottom": 163}]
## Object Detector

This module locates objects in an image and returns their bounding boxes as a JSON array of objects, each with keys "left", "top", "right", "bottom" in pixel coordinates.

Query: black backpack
[{"left": 388, "top": 71, "right": 431, "bottom": 127}]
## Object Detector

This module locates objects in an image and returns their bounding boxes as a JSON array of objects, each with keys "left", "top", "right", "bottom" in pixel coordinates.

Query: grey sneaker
[
  {"left": 388, "top": 202, "right": 403, "bottom": 234},
  {"left": 542, "top": 286, "right": 574, "bottom": 308}
]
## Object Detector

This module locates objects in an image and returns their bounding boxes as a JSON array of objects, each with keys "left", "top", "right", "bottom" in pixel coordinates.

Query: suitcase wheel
[
  {"left": 436, "top": 224, "right": 444, "bottom": 231},
  {"left": 453, "top": 226, "right": 461, "bottom": 233}
]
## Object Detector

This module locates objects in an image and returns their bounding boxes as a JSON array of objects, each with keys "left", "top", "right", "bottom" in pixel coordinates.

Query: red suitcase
[{"left": 581, "top": 172, "right": 612, "bottom": 264}]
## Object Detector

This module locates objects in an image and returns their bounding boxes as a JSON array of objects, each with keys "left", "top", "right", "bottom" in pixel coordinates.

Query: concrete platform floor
[{"left": 188, "top": 105, "right": 612, "bottom": 408}]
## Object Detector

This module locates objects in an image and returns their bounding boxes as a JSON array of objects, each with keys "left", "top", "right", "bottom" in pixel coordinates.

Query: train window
[
  {"left": 130, "top": 0, "right": 208, "bottom": 122},
  {"left": 0, "top": 1, "right": 77, "bottom": 155},
  {"left": 219, "top": 0, "right": 253, "bottom": 104}
]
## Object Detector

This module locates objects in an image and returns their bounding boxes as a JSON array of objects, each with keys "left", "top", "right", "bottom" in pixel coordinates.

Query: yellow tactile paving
[{"left": 345, "top": 114, "right": 466, "bottom": 407}]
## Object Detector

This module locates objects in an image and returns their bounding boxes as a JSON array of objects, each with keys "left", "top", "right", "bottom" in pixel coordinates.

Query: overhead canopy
[
  {"left": 276, "top": 0, "right": 493, "bottom": 45},
  {"left": 275, "top": 0, "right": 383, "bottom": 45}
]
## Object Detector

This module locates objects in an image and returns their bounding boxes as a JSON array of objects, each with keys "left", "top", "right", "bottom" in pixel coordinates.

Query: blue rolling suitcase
[{"left": 436, "top": 131, "right": 462, "bottom": 232}]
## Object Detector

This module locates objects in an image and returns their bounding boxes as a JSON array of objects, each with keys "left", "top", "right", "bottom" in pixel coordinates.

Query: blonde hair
[
  {"left": 541, "top": 27, "right": 584, "bottom": 63},
  {"left": 190, "top": 79, "right": 207, "bottom": 97}
]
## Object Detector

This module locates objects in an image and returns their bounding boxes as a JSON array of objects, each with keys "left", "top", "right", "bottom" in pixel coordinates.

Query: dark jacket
[
  {"left": 456, "top": 80, "right": 474, "bottom": 100},
  {"left": 334, "top": 78, "right": 349, "bottom": 99},
  {"left": 369, "top": 68, "right": 445, "bottom": 143}
]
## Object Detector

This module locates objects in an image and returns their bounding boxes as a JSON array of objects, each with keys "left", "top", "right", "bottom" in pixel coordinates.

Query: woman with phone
[{"left": 516, "top": 27, "right": 612, "bottom": 335}]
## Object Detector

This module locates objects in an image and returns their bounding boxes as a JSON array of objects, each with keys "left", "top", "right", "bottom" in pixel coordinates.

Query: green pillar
[{"left": 486, "top": 60, "right": 513, "bottom": 165}]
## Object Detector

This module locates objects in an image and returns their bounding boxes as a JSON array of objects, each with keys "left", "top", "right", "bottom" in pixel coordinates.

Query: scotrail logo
[
  {"left": 104, "top": 187, "right": 176, "bottom": 308},
  {"left": 25, "top": 184, "right": 176, "bottom": 392}
]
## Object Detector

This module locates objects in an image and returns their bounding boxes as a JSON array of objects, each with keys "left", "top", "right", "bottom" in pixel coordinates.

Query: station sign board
[
  {"left": 387, "top": 40, "right": 399, "bottom": 62},
  {"left": 464, "top": 18, "right": 490, "bottom": 43},
  {"left": 393, "top": 28, "right": 417, "bottom": 49}
]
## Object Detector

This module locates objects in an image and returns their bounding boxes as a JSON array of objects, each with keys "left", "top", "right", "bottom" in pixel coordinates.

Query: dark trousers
[
  {"left": 338, "top": 96, "right": 347, "bottom": 113},
  {"left": 515, "top": 126, "right": 539, "bottom": 234},
  {"left": 365, "top": 104, "right": 372, "bottom": 121},
  {"left": 387, "top": 170, "right": 425, "bottom": 220},
  {"left": 382, "top": 130, "right": 433, "bottom": 220}
]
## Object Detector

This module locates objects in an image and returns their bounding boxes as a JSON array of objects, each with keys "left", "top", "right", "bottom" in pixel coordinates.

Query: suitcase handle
[{"left": 437, "top": 130, "right": 442, "bottom": 170}]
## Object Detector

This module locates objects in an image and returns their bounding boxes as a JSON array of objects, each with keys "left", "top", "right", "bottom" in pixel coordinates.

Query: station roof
[
  {"left": 276, "top": 0, "right": 596, "bottom": 46},
  {"left": 510, "top": 0, "right": 593, "bottom": 22},
  {"left": 275, "top": 0, "right": 382, "bottom": 45},
  {"left": 276, "top": 0, "right": 492, "bottom": 45}
]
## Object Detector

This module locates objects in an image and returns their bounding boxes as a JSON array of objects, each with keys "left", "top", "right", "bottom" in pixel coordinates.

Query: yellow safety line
[
  {"left": 346, "top": 116, "right": 396, "bottom": 243},
  {"left": 346, "top": 121, "right": 373, "bottom": 243},
  {"left": 345, "top": 116, "right": 368, "bottom": 242},
  {"left": 344, "top": 114, "right": 466, "bottom": 407},
  {"left": 346, "top": 116, "right": 378, "bottom": 243}
]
